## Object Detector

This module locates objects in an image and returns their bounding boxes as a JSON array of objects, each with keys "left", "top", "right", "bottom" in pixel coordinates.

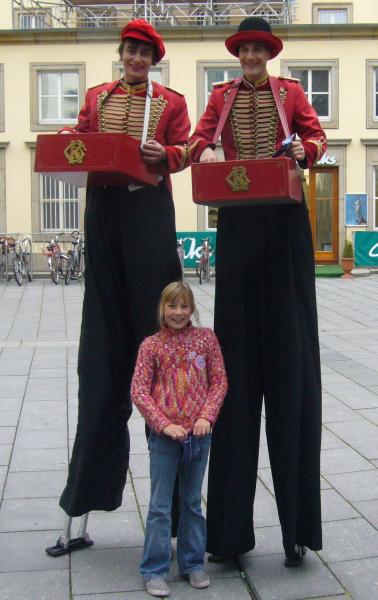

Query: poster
[{"left": 345, "top": 193, "right": 368, "bottom": 226}]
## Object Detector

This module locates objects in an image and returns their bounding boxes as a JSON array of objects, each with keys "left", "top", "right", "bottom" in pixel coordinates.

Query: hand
[
  {"left": 162, "top": 423, "right": 188, "bottom": 441},
  {"left": 290, "top": 140, "right": 305, "bottom": 161},
  {"left": 199, "top": 147, "right": 218, "bottom": 163},
  {"left": 193, "top": 418, "right": 211, "bottom": 436},
  {"left": 142, "top": 140, "right": 167, "bottom": 164}
]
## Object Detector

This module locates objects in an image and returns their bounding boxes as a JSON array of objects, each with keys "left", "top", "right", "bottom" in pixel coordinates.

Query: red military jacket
[
  {"left": 190, "top": 74, "right": 327, "bottom": 168},
  {"left": 61, "top": 79, "right": 191, "bottom": 179}
]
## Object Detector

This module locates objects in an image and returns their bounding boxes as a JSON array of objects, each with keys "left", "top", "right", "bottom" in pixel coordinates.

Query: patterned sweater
[{"left": 131, "top": 324, "right": 227, "bottom": 434}]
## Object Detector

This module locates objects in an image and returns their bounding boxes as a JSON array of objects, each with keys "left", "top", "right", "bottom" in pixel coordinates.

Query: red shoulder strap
[
  {"left": 269, "top": 76, "right": 290, "bottom": 138},
  {"left": 212, "top": 77, "right": 242, "bottom": 145}
]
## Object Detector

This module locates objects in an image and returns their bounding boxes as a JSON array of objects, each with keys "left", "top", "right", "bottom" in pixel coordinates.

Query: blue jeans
[{"left": 140, "top": 431, "right": 211, "bottom": 579}]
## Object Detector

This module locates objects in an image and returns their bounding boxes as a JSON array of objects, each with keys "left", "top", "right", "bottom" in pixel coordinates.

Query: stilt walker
[
  {"left": 46, "top": 19, "right": 191, "bottom": 556},
  {"left": 190, "top": 17, "right": 326, "bottom": 566}
]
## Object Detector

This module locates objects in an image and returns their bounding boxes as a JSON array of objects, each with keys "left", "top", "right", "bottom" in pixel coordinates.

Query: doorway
[{"left": 308, "top": 167, "right": 339, "bottom": 263}]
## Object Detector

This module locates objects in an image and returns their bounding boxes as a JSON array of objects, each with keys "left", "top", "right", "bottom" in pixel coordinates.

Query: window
[
  {"left": 312, "top": 4, "right": 352, "bottom": 24},
  {"left": 40, "top": 176, "right": 80, "bottom": 232},
  {"left": 0, "top": 64, "right": 4, "bottom": 132},
  {"left": 367, "top": 61, "right": 378, "bottom": 129},
  {"left": 362, "top": 142, "right": 378, "bottom": 230},
  {"left": 39, "top": 72, "right": 79, "bottom": 123},
  {"left": 18, "top": 12, "right": 48, "bottom": 28},
  {"left": 204, "top": 67, "right": 241, "bottom": 105},
  {"left": 112, "top": 61, "right": 169, "bottom": 85},
  {"left": 30, "top": 63, "right": 85, "bottom": 131},
  {"left": 282, "top": 60, "right": 339, "bottom": 128}
]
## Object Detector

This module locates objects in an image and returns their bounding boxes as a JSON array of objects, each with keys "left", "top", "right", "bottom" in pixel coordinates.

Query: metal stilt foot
[{"left": 45, "top": 513, "right": 94, "bottom": 557}]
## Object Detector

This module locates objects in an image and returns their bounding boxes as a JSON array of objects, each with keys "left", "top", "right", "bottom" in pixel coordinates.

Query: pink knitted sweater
[{"left": 131, "top": 324, "right": 227, "bottom": 433}]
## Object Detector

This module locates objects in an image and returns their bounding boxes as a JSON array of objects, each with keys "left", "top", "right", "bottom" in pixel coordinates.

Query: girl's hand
[
  {"left": 142, "top": 140, "right": 167, "bottom": 164},
  {"left": 163, "top": 423, "right": 188, "bottom": 441},
  {"left": 200, "top": 147, "right": 218, "bottom": 163},
  {"left": 193, "top": 418, "right": 211, "bottom": 436}
]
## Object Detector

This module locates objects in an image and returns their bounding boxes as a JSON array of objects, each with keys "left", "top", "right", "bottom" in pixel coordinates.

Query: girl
[{"left": 131, "top": 281, "right": 227, "bottom": 597}]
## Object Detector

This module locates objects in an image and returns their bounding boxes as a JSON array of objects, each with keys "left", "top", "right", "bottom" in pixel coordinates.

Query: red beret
[{"left": 120, "top": 19, "right": 165, "bottom": 63}]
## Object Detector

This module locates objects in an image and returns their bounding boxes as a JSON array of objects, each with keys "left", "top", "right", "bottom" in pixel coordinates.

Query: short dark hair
[{"left": 118, "top": 38, "right": 157, "bottom": 65}]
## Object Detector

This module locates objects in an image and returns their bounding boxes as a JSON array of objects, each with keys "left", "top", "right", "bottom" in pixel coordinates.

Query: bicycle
[
  {"left": 196, "top": 238, "right": 215, "bottom": 284},
  {"left": 65, "top": 231, "right": 85, "bottom": 285},
  {"left": 43, "top": 233, "right": 67, "bottom": 284},
  {"left": 176, "top": 240, "right": 184, "bottom": 277},
  {"left": 11, "top": 237, "right": 33, "bottom": 286},
  {"left": 0, "top": 236, "right": 15, "bottom": 282}
]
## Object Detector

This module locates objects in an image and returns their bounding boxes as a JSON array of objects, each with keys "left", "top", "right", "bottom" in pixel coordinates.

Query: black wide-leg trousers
[
  {"left": 60, "top": 182, "right": 181, "bottom": 517},
  {"left": 206, "top": 200, "right": 322, "bottom": 556}
]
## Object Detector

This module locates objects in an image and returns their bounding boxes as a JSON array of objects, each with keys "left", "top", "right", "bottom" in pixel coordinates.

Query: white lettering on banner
[
  {"left": 317, "top": 154, "right": 337, "bottom": 166},
  {"left": 177, "top": 237, "right": 202, "bottom": 260},
  {"left": 369, "top": 243, "right": 378, "bottom": 257}
]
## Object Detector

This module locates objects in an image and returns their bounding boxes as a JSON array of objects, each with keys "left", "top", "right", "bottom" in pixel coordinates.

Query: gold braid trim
[
  {"left": 307, "top": 136, "right": 327, "bottom": 161},
  {"left": 178, "top": 139, "right": 200, "bottom": 170},
  {"left": 97, "top": 90, "right": 109, "bottom": 132},
  {"left": 147, "top": 95, "right": 168, "bottom": 140}
]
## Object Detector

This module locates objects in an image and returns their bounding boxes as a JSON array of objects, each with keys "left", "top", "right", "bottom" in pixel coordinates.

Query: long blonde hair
[{"left": 158, "top": 281, "right": 199, "bottom": 328}]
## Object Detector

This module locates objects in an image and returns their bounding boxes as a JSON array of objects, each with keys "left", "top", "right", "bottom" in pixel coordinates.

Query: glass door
[{"left": 309, "top": 167, "right": 339, "bottom": 263}]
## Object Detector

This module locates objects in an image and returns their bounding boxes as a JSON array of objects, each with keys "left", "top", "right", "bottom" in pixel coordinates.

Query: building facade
[{"left": 0, "top": 0, "right": 377, "bottom": 267}]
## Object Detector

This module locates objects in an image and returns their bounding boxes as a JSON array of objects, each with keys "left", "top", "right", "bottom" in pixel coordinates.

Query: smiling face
[
  {"left": 163, "top": 294, "right": 193, "bottom": 331},
  {"left": 121, "top": 39, "right": 154, "bottom": 83},
  {"left": 238, "top": 42, "right": 270, "bottom": 83}
]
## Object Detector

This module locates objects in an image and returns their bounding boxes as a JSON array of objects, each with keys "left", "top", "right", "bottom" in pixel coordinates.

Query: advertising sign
[
  {"left": 355, "top": 231, "right": 378, "bottom": 267},
  {"left": 177, "top": 232, "right": 216, "bottom": 269}
]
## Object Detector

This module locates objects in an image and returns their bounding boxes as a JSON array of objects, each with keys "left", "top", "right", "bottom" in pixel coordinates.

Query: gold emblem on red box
[
  {"left": 64, "top": 140, "right": 87, "bottom": 165},
  {"left": 226, "top": 166, "right": 250, "bottom": 192}
]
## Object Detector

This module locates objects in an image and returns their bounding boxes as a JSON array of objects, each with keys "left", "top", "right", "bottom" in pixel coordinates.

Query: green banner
[
  {"left": 355, "top": 231, "right": 378, "bottom": 267},
  {"left": 177, "top": 232, "right": 217, "bottom": 269}
]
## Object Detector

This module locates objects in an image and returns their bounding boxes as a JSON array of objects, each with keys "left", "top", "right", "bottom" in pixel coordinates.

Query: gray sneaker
[
  {"left": 145, "top": 575, "right": 170, "bottom": 597},
  {"left": 188, "top": 568, "right": 210, "bottom": 589}
]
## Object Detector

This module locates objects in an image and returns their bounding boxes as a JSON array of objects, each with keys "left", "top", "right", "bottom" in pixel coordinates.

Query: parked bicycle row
[
  {"left": 0, "top": 235, "right": 33, "bottom": 286},
  {"left": 43, "top": 231, "right": 85, "bottom": 285},
  {"left": 0, "top": 231, "right": 84, "bottom": 286},
  {"left": 177, "top": 237, "right": 216, "bottom": 284}
]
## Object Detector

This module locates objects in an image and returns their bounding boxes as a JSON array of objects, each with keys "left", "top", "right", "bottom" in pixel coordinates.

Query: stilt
[{"left": 45, "top": 512, "right": 93, "bottom": 557}]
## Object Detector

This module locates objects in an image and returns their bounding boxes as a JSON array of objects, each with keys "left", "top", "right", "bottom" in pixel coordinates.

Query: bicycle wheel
[
  {"left": 12, "top": 256, "right": 23, "bottom": 286},
  {"left": 25, "top": 239, "right": 33, "bottom": 281},
  {"left": 50, "top": 255, "right": 60, "bottom": 284},
  {"left": 65, "top": 256, "right": 73, "bottom": 285}
]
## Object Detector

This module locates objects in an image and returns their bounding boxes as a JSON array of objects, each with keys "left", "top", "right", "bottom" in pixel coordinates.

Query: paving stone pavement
[{"left": 0, "top": 276, "right": 377, "bottom": 600}]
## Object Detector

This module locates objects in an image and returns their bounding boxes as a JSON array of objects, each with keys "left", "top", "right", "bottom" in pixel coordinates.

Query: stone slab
[
  {"left": 331, "top": 557, "right": 378, "bottom": 600},
  {"left": 240, "top": 551, "right": 343, "bottom": 600},
  {"left": 10, "top": 447, "right": 67, "bottom": 472},
  {"left": 0, "top": 569, "right": 69, "bottom": 600},
  {"left": 319, "top": 518, "right": 378, "bottom": 562},
  {"left": 3, "top": 470, "right": 67, "bottom": 499},
  {"left": 0, "top": 497, "right": 65, "bottom": 532},
  {"left": 0, "top": 530, "right": 68, "bottom": 572},
  {"left": 321, "top": 447, "right": 373, "bottom": 474},
  {"left": 325, "top": 470, "right": 378, "bottom": 502},
  {"left": 0, "top": 427, "right": 15, "bottom": 445}
]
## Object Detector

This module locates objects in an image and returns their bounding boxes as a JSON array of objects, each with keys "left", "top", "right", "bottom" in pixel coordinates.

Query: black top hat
[{"left": 225, "top": 17, "right": 283, "bottom": 59}]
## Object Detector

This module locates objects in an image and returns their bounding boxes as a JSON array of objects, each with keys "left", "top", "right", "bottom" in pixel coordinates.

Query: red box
[
  {"left": 34, "top": 132, "right": 160, "bottom": 187},
  {"left": 192, "top": 157, "right": 302, "bottom": 207}
]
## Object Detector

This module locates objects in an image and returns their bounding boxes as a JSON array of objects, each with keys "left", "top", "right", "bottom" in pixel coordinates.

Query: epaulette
[
  {"left": 165, "top": 86, "right": 184, "bottom": 97},
  {"left": 278, "top": 76, "right": 300, "bottom": 83},
  {"left": 213, "top": 79, "right": 234, "bottom": 87},
  {"left": 88, "top": 82, "right": 108, "bottom": 90}
]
